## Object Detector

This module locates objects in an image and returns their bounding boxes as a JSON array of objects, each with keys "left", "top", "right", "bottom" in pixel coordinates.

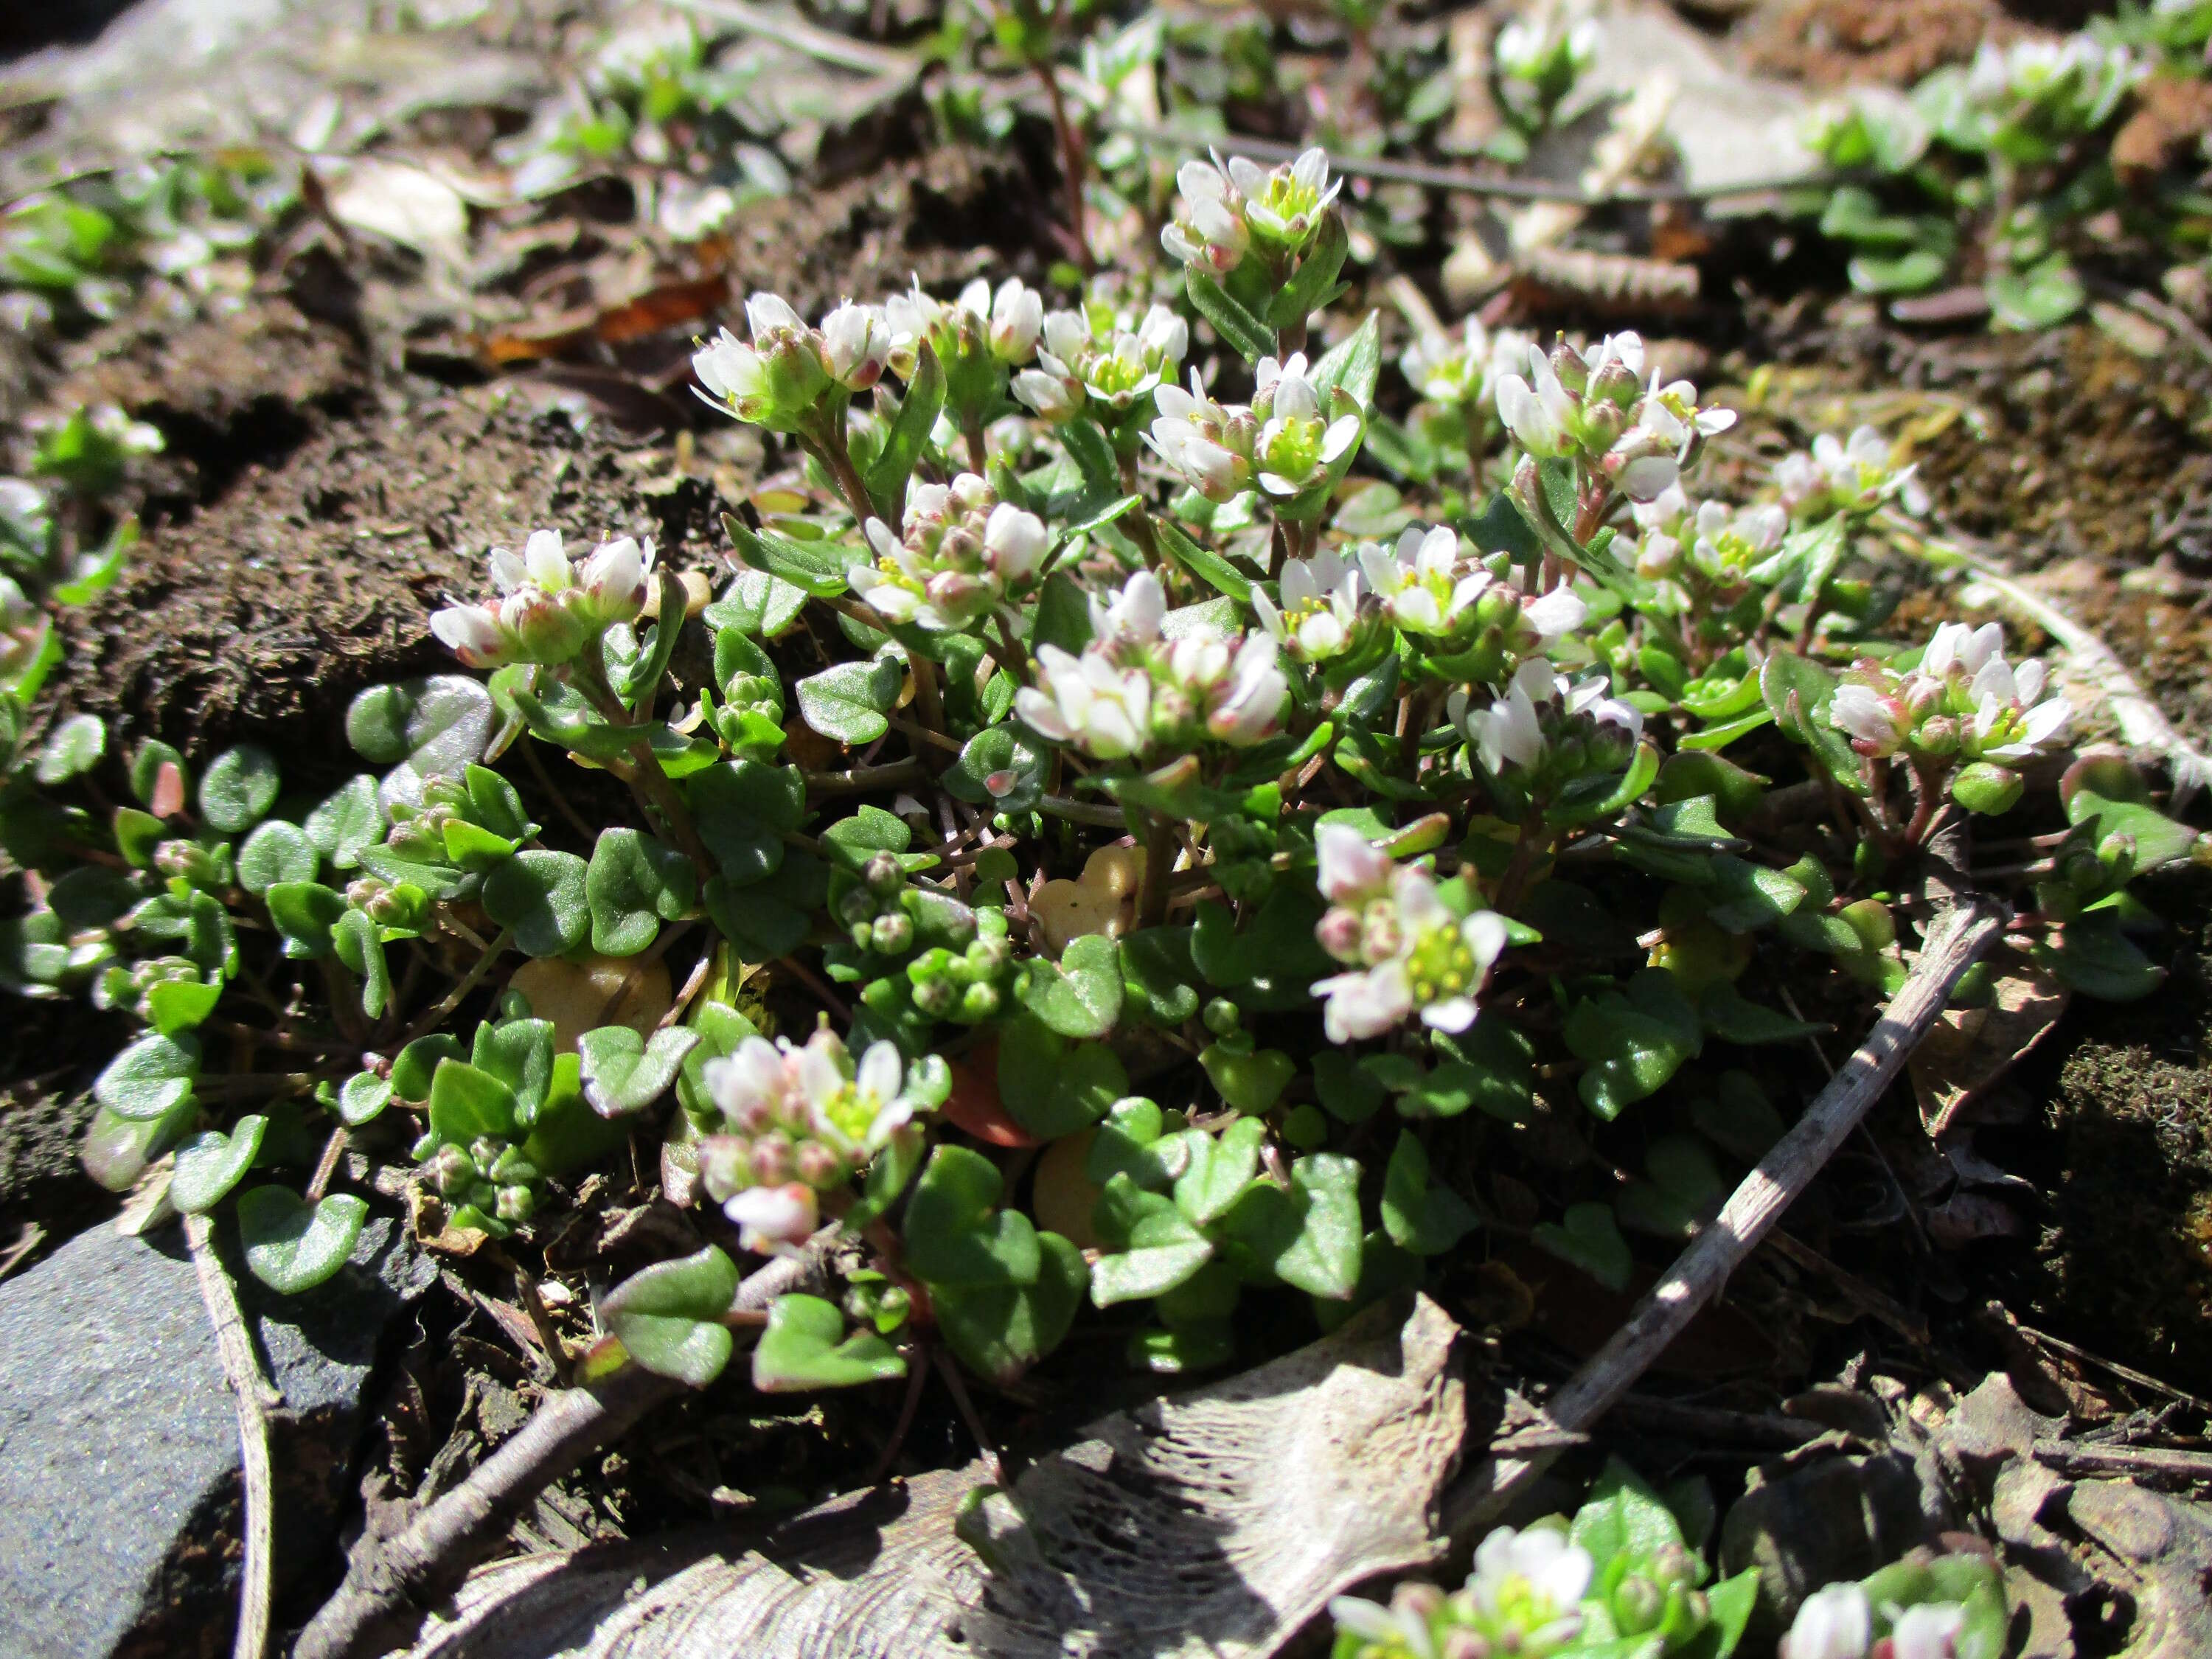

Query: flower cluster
[
  {"left": 886, "top": 275, "right": 1043, "bottom": 400},
  {"left": 1829, "top": 621, "right": 2071, "bottom": 769},
  {"left": 693, "top": 293, "right": 890, "bottom": 433},
  {"left": 697, "top": 1029, "right": 921, "bottom": 1253},
  {"left": 429, "top": 529, "right": 655, "bottom": 669},
  {"left": 1496, "top": 332, "right": 1733, "bottom": 504},
  {"left": 1253, "top": 549, "right": 1364, "bottom": 663},
  {"left": 1150, "top": 352, "right": 1364, "bottom": 507},
  {"left": 1015, "top": 571, "right": 1287, "bottom": 759},
  {"left": 1774, "top": 426, "right": 1927, "bottom": 521},
  {"left": 1400, "top": 315, "right": 1532, "bottom": 456},
  {"left": 851, "top": 472, "right": 1050, "bottom": 632},
  {"left": 1310, "top": 825, "right": 1509, "bottom": 1043},
  {"left": 1955, "top": 36, "right": 2143, "bottom": 150},
  {"left": 1331, "top": 1526, "right": 1593, "bottom": 1659},
  {"left": 1012, "top": 300, "right": 1187, "bottom": 425},
  {"left": 1161, "top": 147, "right": 1341, "bottom": 275},
  {"left": 1359, "top": 524, "right": 1586, "bottom": 666},
  {"left": 1453, "top": 658, "right": 1644, "bottom": 785},
  {"left": 1781, "top": 1582, "right": 1965, "bottom": 1659},
  {"left": 1632, "top": 488, "right": 1790, "bottom": 607}
]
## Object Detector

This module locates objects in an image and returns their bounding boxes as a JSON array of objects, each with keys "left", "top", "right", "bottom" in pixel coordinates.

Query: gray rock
[{"left": 0, "top": 1211, "right": 431, "bottom": 1659}]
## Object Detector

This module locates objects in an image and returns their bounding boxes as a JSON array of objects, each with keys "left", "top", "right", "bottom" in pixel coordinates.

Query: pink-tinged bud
[
  {"left": 579, "top": 535, "right": 651, "bottom": 624},
  {"left": 725, "top": 1180, "right": 818, "bottom": 1253},
  {"left": 793, "top": 1139, "right": 844, "bottom": 1189},
  {"left": 430, "top": 602, "right": 511, "bottom": 668},
  {"left": 1360, "top": 899, "right": 1404, "bottom": 962},
  {"left": 1315, "top": 905, "right": 1364, "bottom": 962},
  {"left": 500, "top": 587, "right": 588, "bottom": 663},
  {"left": 750, "top": 1132, "right": 794, "bottom": 1185},
  {"left": 696, "top": 1134, "right": 751, "bottom": 1200}
]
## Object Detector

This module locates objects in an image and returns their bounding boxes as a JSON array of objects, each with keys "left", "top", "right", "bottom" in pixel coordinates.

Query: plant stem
[
  {"left": 1135, "top": 812, "right": 1175, "bottom": 929},
  {"left": 572, "top": 666, "right": 716, "bottom": 880},
  {"left": 992, "top": 610, "right": 1032, "bottom": 687},
  {"left": 1031, "top": 57, "right": 1091, "bottom": 271}
]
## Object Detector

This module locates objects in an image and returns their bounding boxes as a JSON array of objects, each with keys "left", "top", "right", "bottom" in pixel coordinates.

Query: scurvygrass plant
[{"left": 3, "top": 142, "right": 2205, "bottom": 1413}]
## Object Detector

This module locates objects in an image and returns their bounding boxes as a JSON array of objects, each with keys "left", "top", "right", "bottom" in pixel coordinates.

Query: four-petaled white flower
[
  {"left": 1454, "top": 658, "right": 1642, "bottom": 777},
  {"left": 1015, "top": 304, "right": 1188, "bottom": 422},
  {"left": 1149, "top": 370, "right": 1257, "bottom": 501},
  {"left": 1464, "top": 1525, "right": 1594, "bottom": 1652},
  {"left": 1495, "top": 344, "right": 1581, "bottom": 459},
  {"left": 1326, "top": 1593, "right": 1439, "bottom": 1659},
  {"left": 1253, "top": 549, "right": 1363, "bottom": 661},
  {"left": 1251, "top": 352, "right": 1363, "bottom": 498},
  {"left": 1778, "top": 1582, "right": 1873, "bottom": 1659},
  {"left": 818, "top": 301, "right": 892, "bottom": 390},
  {"left": 1966, "top": 650, "right": 2070, "bottom": 761},
  {"left": 1161, "top": 156, "right": 1253, "bottom": 276},
  {"left": 1775, "top": 425, "right": 1927, "bottom": 519},
  {"left": 700, "top": 1030, "right": 919, "bottom": 1223},
  {"left": 1310, "top": 825, "right": 1510, "bottom": 1043},
  {"left": 1017, "top": 645, "right": 1154, "bottom": 759},
  {"left": 1830, "top": 682, "right": 1907, "bottom": 757}
]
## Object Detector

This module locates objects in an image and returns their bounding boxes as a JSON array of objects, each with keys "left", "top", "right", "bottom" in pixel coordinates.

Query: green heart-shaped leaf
[
  {"left": 1172, "top": 1116, "right": 1264, "bottom": 1228},
  {"left": 586, "top": 828, "right": 696, "bottom": 956},
  {"left": 428, "top": 1057, "right": 517, "bottom": 1141},
  {"left": 304, "top": 775, "right": 383, "bottom": 870},
  {"left": 752, "top": 1293, "right": 907, "bottom": 1391},
  {"left": 237, "top": 820, "right": 318, "bottom": 894},
  {"left": 995, "top": 1012, "right": 1127, "bottom": 1139},
  {"left": 1380, "top": 1131, "right": 1477, "bottom": 1257},
  {"left": 237, "top": 1186, "right": 367, "bottom": 1295},
  {"left": 1091, "top": 1175, "right": 1214, "bottom": 1307},
  {"left": 932, "top": 1231, "right": 1088, "bottom": 1385},
  {"left": 484, "top": 849, "right": 591, "bottom": 958},
  {"left": 145, "top": 976, "right": 222, "bottom": 1035},
  {"left": 1022, "top": 933, "right": 1124, "bottom": 1040},
  {"left": 579, "top": 1025, "right": 700, "bottom": 1118},
  {"left": 171, "top": 1115, "right": 268, "bottom": 1214},
  {"left": 903, "top": 1144, "right": 1041, "bottom": 1289},
  {"left": 794, "top": 655, "right": 902, "bottom": 746},
  {"left": 198, "top": 743, "right": 281, "bottom": 833},
  {"left": 95, "top": 1031, "right": 200, "bottom": 1121},
  {"left": 35, "top": 713, "right": 105, "bottom": 785},
  {"left": 1531, "top": 1201, "right": 1632, "bottom": 1293},
  {"left": 602, "top": 1245, "right": 739, "bottom": 1387}
]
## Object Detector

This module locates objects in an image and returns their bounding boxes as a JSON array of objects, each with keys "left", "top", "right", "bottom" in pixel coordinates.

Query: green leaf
[
  {"left": 198, "top": 743, "right": 281, "bottom": 833},
  {"left": 145, "top": 976, "right": 222, "bottom": 1035},
  {"left": 2064, "top": 763, "right": 2202, "bottom": 869},
  {"left": 601, "top": 1245, "right": 738, "bottom": 1387},
  {"left": 1988, "top": 254, "right": 2084, "bottom": 332},
  {"left": 1120, "top": 927, "right": 1200, "bottom": 1027},
  {"left": 932, "top": 1231, "right": 1087, "bottom": 1384},
  {"left": 1183, "top": 268, "right": 1276, "bottom": 362},
  {"left": 390, "top": 1034, "right": 464, "bottom": 1101},
  {"left": 1704, "top": 855, "right": 1809, "bottom": 933},
  {"left": 128, "top": 739, "right": 187, "bottom": 810},
  {"left": 1198, "top": 1043, "right": 1294, "bottom": 1113},
  {"left": 1683, "top": 1568, "right": 1761, "bottom": 1659},
  {"left": 579, "top": 1025, "right": 700, "bottom": 1118},
  {"left": 723, "top": 513, "right": 851, "bottom": 598},
  {"left": 331, "top": 908, "right": 392, "bottom": 1019},
  {"left": 1022, "top": 933, "right": 1124, "bottom": 1040},
  {"left": 1380, "top": 1132, "right": 1477, "bottom": 1256},
  {"left": 864, "top": 343, "right": 946, "bottom": 518},
  {"left": 1220, "top": 1153, "right": 1363, "bottom": 1299},
  {"left": 613, "top": 570, "right": 689, "bottom": 706},
  {"left": 995, "top": 1011, "right": 1127, "bottom": 1138},
  {"left": 1759, "top": 650, "right": 1865, "bottom": 794},
  {"left": 237, "top": 1187, "right": 368, "bottom": 1295},
  {"left": 170, "top": 1116, "right": 268, "bottom": 1215},
  {"left": 1700, "top": 983, "right": 1825, "bottom": 1045},
  {"left": 795, "top": 655, "right": 902, "bottom": 746},
  {"left": 472, "top": 1018, "right": 557, "bottom": 1121},
  {"left": 1150, "top": 513, "right": 1254, "bottom": 605},
  {"left": 706, "top": 567, "right": 810, "bottom": 638},
  {"left": 484, "top": 849, "right": 591, "bottom": 957},
  {"left": 2032, "top": 916, "right": 2165, "bottom": 1001},
  {"left": 1564, "top": 969, "right": 1704, "bottom": 1119},
  {"left": 1532, "top": 1201, "right": 1632, "bottom": 1292},
  {"left": 945, "top": 725, "right": 1046, "bottom": 815},
  {"left": 428, "top": 1057, "right": 518, "bottom": 1141},
  {"left": 95, "top": 1032, "right": 200, "bottom": 1121},
  {"left": 35, "top": 713, "right": 105, "bottom": 785},
  {"left": 338, "top": 1071, "right": 393, "bottom": 1127},
  {"left": 586, "top": 828, "right": 697, "bottom": 956},
  {"left": 1173, "top": 1117, "right": 1264, "bottom": 1227},
  {"left": 347, "top": 675, "right": 495, "bottom": 811},
  {"left": 1570, "top": 1457, "right": 1686, "bottom": 1566},
  {"left": 753, "top": 1293, "right": 907, "bottom": 1391},
  {"left": 903, "top": 1144, "right": 1042, "bottom": 1289},
  {"left": 1309, "top": 310, "right": 1382, "bottom": 411},
  {"left": 237, "top": 820, "right": 318, "bottom": 894},
  {"left": 1267, "top": 213, "right": 1351, "bottom": 330},
  {"left": 1091, "top": 1175, "right": 1215, "bottom": 1307}
]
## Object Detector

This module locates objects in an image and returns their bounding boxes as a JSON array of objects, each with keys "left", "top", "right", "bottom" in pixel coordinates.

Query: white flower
[
  {"left": 1091, "top": 568, "right": 1169, "bottom": 644},
  {"left": 1327, "top": 1595, "right": 1437, "bottom": 1659},
  {"left": 1779, "top": 1583, "right": 1873, "bottom": 1659},
  {"left": 989, "top": 277, "right": 1043, "bottom": 364},
  {"left": 1470, "top": 1526, "right": 1594, "bottom": 1625},
  {"left": 1161, "top": 156, "right": 1252, "bottom": 275},
  {"left": 1967, "top": 653, "right": 2071, "bottom": 761},
  {"left": 578, "top": 535, "right": 654, "bottom": 622},
  {"left": 1923, "top": 620, "right": 2003, "bottom": 680},
  {"left": 1831, "top": 683, "right": 1906, "bottom": 756},
  {"left": 428, "top": 603, "right": 509, "bottom": 669},
  {"left": 1149, "top": 372, "right": 1255, "bottom": 501},
  {"left": 1495, "top": 346, "right": 1579, "bottom": 459},
  {"left": 1359, "top": 525, "right": 1468, "bottom": 635},
  {"left": 1231, "top": 146, "right": 1341, "bottom": 248},
  {"left": 726, "top": 1182, "right": 818, "bottom": 1254},
  {"left": 1018, "top": 645, "right": 1153, "bottom": 759},
  {"left": 847, "top": 473, "right": 1047, "bottom": 631},
  {"left": 692, "top": 325, "right": 768, "bottom": 409},
  {"left": 1461, "top": 657, "right": 1554, "bottom": 773},
  {"left": 1311, "top": 850, "right": 1509, "bottom": 1043},
  {"left": 1204, "top": 633, "right": 1289, "bottom": 745},
  {"left": 1888, "top": 1603, "right": 1966, "bottom": 1659},
  {"left": 1253, "top": 549, "right": 1362, "bottom": 661},
  {"left": 819, "top": 301, "right": 891, "bottom": 389}
]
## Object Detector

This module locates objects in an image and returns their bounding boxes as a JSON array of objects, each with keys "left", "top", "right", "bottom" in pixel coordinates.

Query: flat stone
[{"left": 0, "top": 1211, "right": 432, "bottom": 1659}]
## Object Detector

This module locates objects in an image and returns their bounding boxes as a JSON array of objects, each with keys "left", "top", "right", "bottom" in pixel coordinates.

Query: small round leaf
[
  {"left": 171, "top": 1115, "right": 268, "bottom": 1214},
  {"left": 237, "top": 1187, "right": 368, "bottom": 1294},
  {"left": 237, "top": 820, "right": 319, "bottom": 894},
  {"left": 484, "top": 849, "right": 591, "bottom": 958},
  {"left": 198, "top": 744, "right": 282, "bottom": 833}
]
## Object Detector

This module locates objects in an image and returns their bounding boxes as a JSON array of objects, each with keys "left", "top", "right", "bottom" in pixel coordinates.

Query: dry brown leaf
[
  {"left": 407, "top": 1295, "right": 1467, "bottom": 1659},
  {"left": 1911, "top": 957, "right": 2070, "bottom": 1138}
]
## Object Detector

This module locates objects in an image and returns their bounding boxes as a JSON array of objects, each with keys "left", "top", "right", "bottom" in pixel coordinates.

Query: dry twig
[
  {"left": 295, "top": 1237, "right": 833, "bottom": 1659},
  {"left": 1444, "top": 896, "right": 2006, "bottom": 1537},
  {"left": 184, "top": 1214, "right": 281, "bottom": 1659}
]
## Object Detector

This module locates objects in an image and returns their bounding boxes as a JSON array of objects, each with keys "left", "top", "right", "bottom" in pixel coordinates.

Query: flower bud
[
  {"left": 1613, "top": 1574, "right": 1663, "bottom": 1634},
  {"left": 959, "top": 981, "right": 1001, "bottom": 1020},
  {"left": 496, "top": 1184, "right": 536, "bottom": 1224},
  {"left": 838, "top": 885, "right": 880, "bottom": 927},
  {"left": 751, "top": 1132, "right": 795, "bottom": 1185},
  {"left": 793, "top": 1139, "right": 844, "bottom": 1189},
  {"left": 1390, "top": 1582, "right": 1445, "bottom": 1622},
  {"left": 428, "top": 1143, "right": 478, "bottom": 1196},
  {"left": 871, "top": 911, "right": 914, "bottom": 954},
  {"left": 1202, "top": 997, "right": 1242, "bottom": 1037},
  {"left": 913, "top": 975, "right": 959, "bottom": 1018},
  {"left": 1439, "top": 1633, "right": 1492, "bottom": 1659},
  {"left": 697, "top": 1134, "right": 751, "bottom": 1199}
]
